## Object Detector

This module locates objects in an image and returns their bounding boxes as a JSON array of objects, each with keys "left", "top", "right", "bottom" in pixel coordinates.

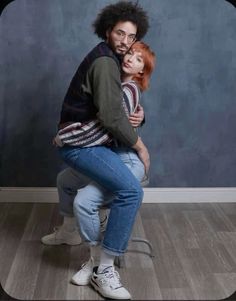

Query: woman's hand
[
  {"left": 132, "top": 137, "right": 150, "bottom": 174},
  {"left": 53, "top": 134, "right": 64, "bottom": 147},
  {"left": 129, "top": 105, "right": 144, "bottom": 127}
]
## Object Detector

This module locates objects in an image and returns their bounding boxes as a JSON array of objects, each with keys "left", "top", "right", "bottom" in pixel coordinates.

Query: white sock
[
  {"left": 62, "top": 216, "right": 76, "bottom": 232},
  {"left": 97, "top": 249, "right": 115, "bottom": 273},
  {"left": 90, "top": 244, "right": 101, "bottom": 266}
]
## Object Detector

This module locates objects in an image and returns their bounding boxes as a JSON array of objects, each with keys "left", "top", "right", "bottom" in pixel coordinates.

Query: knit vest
[
  {"left": 55, "top": 81, "right": 141, "bottom": 148},
  {"left": 59, "top": 42, "right": 120, "bottom": 128}
]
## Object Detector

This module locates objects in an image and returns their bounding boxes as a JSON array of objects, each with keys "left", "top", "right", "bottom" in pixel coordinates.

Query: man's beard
[
  {"left": 116, "top": 45, "right": 128, "bottom": 54},
  {"left": 107, "top": 36, "right": 128, "bottom": 55}
]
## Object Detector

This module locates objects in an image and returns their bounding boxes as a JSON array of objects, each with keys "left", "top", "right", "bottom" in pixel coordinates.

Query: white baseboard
[{"left": 0, "top": 187, "right": 235, "bottom": 203}]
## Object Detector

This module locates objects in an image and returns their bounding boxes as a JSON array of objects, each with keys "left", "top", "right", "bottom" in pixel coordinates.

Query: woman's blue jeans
[{"left": 59, "top": 145, "right": 144, "bottom": 256}]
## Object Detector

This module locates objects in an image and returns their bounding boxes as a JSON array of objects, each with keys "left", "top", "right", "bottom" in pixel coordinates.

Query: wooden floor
[{"left": 0, "top": 202, "right": 236, "bottom": 300}]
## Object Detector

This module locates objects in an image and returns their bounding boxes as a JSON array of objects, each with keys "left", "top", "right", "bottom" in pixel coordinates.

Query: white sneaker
[
  {"left": 90, "top": 266, "right": 131, "bottom": 300},
  {"left": 71, "top": 257, "right": 94, "bottom": 285},
  {"left": 41, "top": 226, "right": 82, "bottom": 245}
]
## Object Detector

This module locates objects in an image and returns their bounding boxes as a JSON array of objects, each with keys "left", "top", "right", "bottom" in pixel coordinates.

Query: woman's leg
[{"left": 59, "top": 145, "right": 143, "bottom": 256}]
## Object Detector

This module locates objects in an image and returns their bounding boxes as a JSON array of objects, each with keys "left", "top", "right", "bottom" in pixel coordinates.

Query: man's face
[{"left": 106, "top": 21, "right": 137, "bottom": 56}]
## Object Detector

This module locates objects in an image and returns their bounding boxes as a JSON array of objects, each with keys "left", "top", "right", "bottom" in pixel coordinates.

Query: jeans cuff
[{"left": 102, "top": 245, "right": 125, "bottom": 257}]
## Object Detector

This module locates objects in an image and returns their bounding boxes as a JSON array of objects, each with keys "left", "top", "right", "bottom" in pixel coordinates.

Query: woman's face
[{"left": 122, "top": 48, "right": 144, "bottom": 77}]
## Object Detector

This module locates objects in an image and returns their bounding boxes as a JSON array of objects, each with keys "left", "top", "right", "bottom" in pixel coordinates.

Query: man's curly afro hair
[{"left": 93, "top": 1, "right": 149, "bottom": 41}]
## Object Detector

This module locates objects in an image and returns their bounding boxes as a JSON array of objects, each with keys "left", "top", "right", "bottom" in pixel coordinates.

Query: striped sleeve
[{"left": 122, "top": 81, "right": 140, "bottom": 116}]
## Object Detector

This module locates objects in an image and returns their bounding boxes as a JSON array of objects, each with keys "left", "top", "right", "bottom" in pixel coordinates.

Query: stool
[{"left": 114, "top": 236, "right": 154, "bottom": 268}]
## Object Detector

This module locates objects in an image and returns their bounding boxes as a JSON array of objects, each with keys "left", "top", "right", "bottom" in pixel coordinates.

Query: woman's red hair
[{"left": 130, "top": 41, "right": 156, "bottom": 91}]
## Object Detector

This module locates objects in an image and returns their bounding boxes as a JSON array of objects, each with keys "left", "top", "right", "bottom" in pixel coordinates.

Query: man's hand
[{"left": 129, "top": 105, "right": 144, "bottom": 127}]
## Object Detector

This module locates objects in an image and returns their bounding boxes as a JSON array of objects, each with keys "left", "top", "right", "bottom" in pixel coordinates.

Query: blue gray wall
[{"left": 0, "top": 0, "right": 235, "bottom": 187}]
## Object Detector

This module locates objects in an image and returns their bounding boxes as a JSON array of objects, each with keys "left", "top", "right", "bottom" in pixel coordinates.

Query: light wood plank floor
[{"left": 0, "top": 202, "right": 236, "bottom": 300}]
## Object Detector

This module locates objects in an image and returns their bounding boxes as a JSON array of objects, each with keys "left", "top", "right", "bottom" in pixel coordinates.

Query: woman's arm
[
  {"left": 129, "top": 105, "right": 144, "bottom": 127},
  {"left": 122, "top": 81, "right": 150, "bottom": 173},
  {"left": 132, "top": 137, "right": 150, "bottom": 174}
]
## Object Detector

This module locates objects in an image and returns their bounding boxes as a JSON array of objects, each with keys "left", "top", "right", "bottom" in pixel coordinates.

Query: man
[{"left": 42, "top": 1, "right": 149, "bottom": 299}]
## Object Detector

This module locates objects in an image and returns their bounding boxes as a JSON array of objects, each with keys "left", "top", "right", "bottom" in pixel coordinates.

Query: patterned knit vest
[
  {"left": 58, "top": 42, "right": 120, "bottom": 128},
  {"left": 55, "top": 81, "right": 141, "bottom": 148}
]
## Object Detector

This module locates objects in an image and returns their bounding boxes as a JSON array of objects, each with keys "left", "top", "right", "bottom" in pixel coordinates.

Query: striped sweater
[{"left": 55, "top": 81, "right": 140, "bottom": 147}]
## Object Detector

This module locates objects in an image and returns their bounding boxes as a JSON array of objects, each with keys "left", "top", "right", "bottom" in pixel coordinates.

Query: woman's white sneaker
[
  {"left": 90, "top": 266, "right": 131, "bottom": 300},
  {"left": 71, "top": 257, "right": 94, "bottom": 285}
]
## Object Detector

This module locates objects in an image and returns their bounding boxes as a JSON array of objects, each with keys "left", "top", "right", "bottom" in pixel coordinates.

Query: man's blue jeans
[{"left": 59, "top": 145, "right": 144, "bottom": 256}]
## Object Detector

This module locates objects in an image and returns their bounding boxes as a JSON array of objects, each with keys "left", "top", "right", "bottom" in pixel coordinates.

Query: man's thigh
[
  {"left": 59, "top": 146, "right": 141, "bottom": 193},
  {"left": 82, "top": 148, "right": 144, "bottom": 208}
]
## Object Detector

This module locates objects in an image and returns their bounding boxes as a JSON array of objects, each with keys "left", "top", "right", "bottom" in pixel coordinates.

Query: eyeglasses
[{"left": 113, "top": 29, "right": 136, "bottom": 44}]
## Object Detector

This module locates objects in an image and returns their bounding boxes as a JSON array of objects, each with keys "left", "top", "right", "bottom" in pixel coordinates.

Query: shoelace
[
  {"left": 104, "top": 269, "right": 122, "bottom": 288},
  {"left": 53, "top": 226, "right": 62, "bottom": 237}
]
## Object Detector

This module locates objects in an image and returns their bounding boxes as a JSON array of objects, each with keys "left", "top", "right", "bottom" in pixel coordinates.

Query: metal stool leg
[
  {"left": 115, "top": 238, "right": 154, "bottom": 269},
  {"left": 130, "top": 237, "right": 155, "bottom": 258},
  {"left": 114, "top": 254, "right": 125, "bottom": 268}
]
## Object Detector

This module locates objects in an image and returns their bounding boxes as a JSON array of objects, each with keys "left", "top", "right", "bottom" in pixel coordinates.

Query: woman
[{"left": 69, "top": 41, "right": 156, "bottom": 288}]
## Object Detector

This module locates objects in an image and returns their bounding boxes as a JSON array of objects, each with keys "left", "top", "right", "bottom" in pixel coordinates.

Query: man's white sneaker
[
  {"left": 41, "top": 226, "right": 82, "bottom": 245},
  {"left": 71, "top": 257, "right": 94, "bottom": 285},
  {"left": 90, "top": 266, "right": 131, "bottom": 300}
]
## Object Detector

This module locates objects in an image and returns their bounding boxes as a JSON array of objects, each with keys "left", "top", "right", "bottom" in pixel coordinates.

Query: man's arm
[
  {"left": 88, "top": 57, "right": 138, "bottom": 147},
  {"left": 87, "top": 57, "right": 150, "bottom": 173}
]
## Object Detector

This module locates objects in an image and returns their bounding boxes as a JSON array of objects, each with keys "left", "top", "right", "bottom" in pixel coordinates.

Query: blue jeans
[
  {"left": 59, "top": 145, "right": 144, "bottom": 256},
  {"left": 73, "top": 147, "right": 145, "bottom": 248},
  {"left": 57, "top": 167, "right": 90, "bottom": 217}
]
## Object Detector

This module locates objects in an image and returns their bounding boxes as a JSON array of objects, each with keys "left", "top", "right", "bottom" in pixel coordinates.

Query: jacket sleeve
[{"left": 88, "top": 56, "right": 138, "bottom": 147}]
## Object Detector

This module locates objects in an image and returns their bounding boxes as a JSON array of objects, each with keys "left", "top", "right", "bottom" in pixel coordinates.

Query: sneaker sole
[
  {"left": 90, "top": 277, "right": 131, "bottom": 300},
  {"left": 70, "top": 277, "right": 90, "bottom": 286},
  {"left": 41, "top": 239, "right": 81, "bottom": 246}
]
